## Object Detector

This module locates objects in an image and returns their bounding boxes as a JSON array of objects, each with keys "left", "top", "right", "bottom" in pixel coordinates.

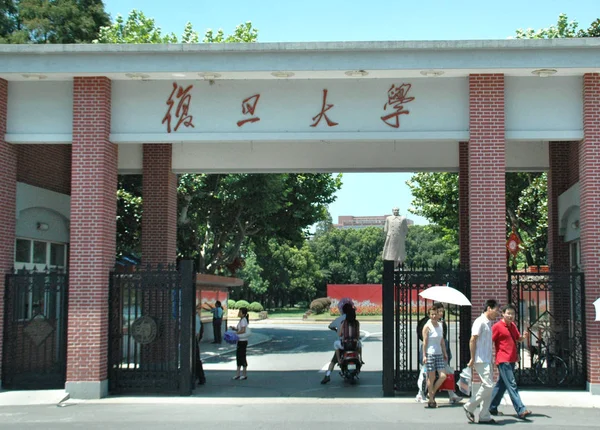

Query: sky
[{"left": 102, "top": 0, "right": 599, "bottom": 225}]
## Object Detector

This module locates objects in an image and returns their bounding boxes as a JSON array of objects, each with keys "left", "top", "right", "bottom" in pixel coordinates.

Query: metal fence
[
  {"left": 2, "top": 268, "right": 68, "bottom": 389},
  {"left": 392, "top": 263, "right": 471, "bottom": 392},
  {"left": 507, "top": 269, "right": 586, "bottom": 389},
  {"left": 108, "top": 261, "right": 194, "bottom": 395}
]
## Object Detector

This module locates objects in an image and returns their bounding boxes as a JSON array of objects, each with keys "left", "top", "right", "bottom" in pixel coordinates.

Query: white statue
[{"left": 382, "top": 207, "right": 408, "bottom": 269}]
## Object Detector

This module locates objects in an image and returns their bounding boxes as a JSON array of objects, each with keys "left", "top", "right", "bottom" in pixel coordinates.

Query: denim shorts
[{"left": 425, "top": 354, "right": 446, "bottom": 372}]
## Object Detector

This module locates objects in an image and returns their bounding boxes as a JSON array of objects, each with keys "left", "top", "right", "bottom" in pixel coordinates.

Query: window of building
[{"left": 14, "top": 238, "right": 67, "bottom": 320}]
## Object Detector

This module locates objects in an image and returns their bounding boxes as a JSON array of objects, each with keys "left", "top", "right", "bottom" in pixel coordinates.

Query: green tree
[
  {"left": 1, "top": 0, "right": 110, "bottom": 44},
  {"left": 177, "top": 173, "right": 341, "bottom": 273},
  {"left": 407, "top": 172, "right": 547, "bottom": 266},
  {"left": 404, "top": 224, "right": 459, "bottom": 267},
  {"left": 94, "top": 9, "right": 179, "bottom": 43},
  {"left": 514, "top": 13, "right": 600, "bottom": 39},
  {"left": 310, "top": 226, "right": 385, "bottom": 286}
]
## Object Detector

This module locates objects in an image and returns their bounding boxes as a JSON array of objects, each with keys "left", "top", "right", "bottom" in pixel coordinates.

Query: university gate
[{"left": 2, "top": 268, "right": 68, "bottom": 389}]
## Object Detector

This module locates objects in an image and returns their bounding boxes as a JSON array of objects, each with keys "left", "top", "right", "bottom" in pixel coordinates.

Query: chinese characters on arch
[{"left": 162, "top": 82, "right": 415, "bottom": 133}]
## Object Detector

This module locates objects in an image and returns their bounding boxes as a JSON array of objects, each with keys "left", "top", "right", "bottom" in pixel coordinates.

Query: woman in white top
[
  {"left": 230, "top": 307, "right": 250, "bottom": 380},
  {"left": 422, "top": 306, "right": 448, "bottom": 408}
]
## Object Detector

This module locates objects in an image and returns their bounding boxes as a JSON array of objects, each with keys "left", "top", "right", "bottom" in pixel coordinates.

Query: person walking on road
[
  {"left": 489, "top": 304, "right": 532, "bottom": 419},
  {"left": 211, "top": 301, "right": 224, "bottom": 344},
  {"left": 463, "top": 299, "right": 500, "bottom": 425}
]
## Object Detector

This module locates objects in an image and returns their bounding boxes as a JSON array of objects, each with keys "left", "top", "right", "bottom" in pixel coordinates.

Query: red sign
[{"left": 162, "top": 82, "right": 195, "bottom": 133}]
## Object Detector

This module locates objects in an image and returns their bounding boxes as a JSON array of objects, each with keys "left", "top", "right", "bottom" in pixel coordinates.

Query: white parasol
[{"left": 419, "top": 284, "right": 472, "bottom": 306}]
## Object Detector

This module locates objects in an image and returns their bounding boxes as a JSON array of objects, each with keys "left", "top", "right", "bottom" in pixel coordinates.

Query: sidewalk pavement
[{"left": 1, "top": 330, "right": 599, "bottom": 408}]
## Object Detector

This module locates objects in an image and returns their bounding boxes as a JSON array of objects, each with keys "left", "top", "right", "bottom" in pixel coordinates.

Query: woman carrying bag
[{"left": 230, "top": 307, "right": 250, "bottom": 380}]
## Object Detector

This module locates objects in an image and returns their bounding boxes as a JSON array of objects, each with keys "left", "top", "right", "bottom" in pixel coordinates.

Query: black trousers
[
  {"left": 195, "top": 340, "right": 206, "bottom": 384},
  {"left": 236, "top": 340, "right": 248, "bottom": 367},
  {"left": 213, "top": 318, "right": 222, "bottom": 343}
]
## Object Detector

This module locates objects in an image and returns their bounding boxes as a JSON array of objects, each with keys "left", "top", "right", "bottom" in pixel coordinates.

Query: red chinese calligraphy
[
  {"left": 162, "top": 82, "right": 195, "bottom": 133},
  {"left": 380, "top": 83, "right": 415, "bottom": 128},
  {"left": 310, "top": 89, "right": 338, "bottom": 127},
  {"left": 237, "top": 94, "right": 261, "bottom": 127}
]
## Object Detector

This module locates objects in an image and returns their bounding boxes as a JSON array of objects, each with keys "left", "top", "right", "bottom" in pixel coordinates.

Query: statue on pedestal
[{"left": 382, "top": 207, "right": 408, "bottom": 269}]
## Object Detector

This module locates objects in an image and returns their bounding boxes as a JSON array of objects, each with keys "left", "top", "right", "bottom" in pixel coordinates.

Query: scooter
[{"left": 339, "top": 342, "right": 362, "bottom": 384}]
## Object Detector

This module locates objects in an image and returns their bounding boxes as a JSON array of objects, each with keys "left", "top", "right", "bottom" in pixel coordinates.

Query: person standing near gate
[
  {"left": 211, "top": 301, "right": 224, "bottom": 344},
  {"left": 489, "top": 304, "right": 532, "bottom": 419},
  {"left": 463, "top": 299, "right": 500, "bottom": 425}
]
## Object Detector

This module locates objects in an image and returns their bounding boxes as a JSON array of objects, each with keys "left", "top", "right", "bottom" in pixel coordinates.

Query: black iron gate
[
  {"left": 507, "top": 269, "right": 586, "bottom": 389},
  {"left": 108, "top": 261, "right": 195, "bottom": 395},
  {"left": 393, "top": 264, "right": 471, "bottom": 392},
  {"left": 2, "top": 268, "right": 68, "bottom": 389}
]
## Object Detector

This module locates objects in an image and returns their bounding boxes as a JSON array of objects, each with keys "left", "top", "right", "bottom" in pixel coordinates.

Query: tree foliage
[
  {"left": 404, "top": 225, "right": 459, "bottom": 267},
  {"left": 514, "top": 13, "right": 600, "bottom": 39},
  {"left": 177, "top": 173, "right": 341, "bottom": 273},
  {"left": 235, "top": 240, "right": 321, "bottom": 309},
  {"left": 1, "top": 0, "right": 110, "bottom": 44}
]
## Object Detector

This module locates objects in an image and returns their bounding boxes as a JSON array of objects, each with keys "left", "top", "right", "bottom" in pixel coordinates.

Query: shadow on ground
[{"left": 192, "top": 370, "right": 386, "bottom": 398}]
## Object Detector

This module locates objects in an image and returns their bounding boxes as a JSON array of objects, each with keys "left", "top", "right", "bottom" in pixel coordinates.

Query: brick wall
[
  {"left": 568, "top": 140, "right": 580, "bottom": 188},
  {"left": 0, "top": 78, "right": 17, "bottom": 381},
  {"left": 67, "top": 77, "right": 117, "bottom": 384},
  {"left": 468, "top": 74, "right": 506, "bottom": 313},
  {"left": 547, "top": 142, "right": 571, "bottom": 271},
  {"left": 17, "top": 144, "right": 71, "bottom": 195},
  {"left": 459, "top": 141, "right": 470, "bottom": 269},
  {"left": 580, "top": 73, "right": 600, "bottom": 389},
  {"left": 141, "top": 144, "right": 177, "bottom": 266}
]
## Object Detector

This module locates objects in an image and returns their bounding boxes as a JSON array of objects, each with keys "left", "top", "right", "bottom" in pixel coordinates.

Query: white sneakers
[{"left": 415, "top": 392, "right": 425, "bottom": 403}]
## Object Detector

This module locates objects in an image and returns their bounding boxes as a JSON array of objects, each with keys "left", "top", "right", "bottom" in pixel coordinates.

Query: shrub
[
  {"left": 248, "top": 302, "right": 264, "bottom": 312},
  {"left": 310, "top": 297, "right": 331, "bottom": 315},
  {"left": 234, "top": 300, "right": 250, "bottom": 309},
  {"left": 227, "top": 299, "right": 236, "bottom": 309}
]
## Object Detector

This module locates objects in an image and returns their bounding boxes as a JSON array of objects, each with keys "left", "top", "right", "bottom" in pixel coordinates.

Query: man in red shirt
[{"left": 489, "top": 304, "right": 532, "bottom": 419}]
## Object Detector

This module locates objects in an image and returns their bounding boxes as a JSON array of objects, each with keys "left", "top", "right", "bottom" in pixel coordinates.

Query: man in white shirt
[{"left": 463, "top": 299, "right": 500, "bottom": 424}]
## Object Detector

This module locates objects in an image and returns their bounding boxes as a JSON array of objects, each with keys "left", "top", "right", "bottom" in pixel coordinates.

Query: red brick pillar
[
  {"left": 141, "top": 144, "right": 177, "bottom": 266},
  {"left": 580, "top": 73, "right": 600, "bottom": 395},
  {"left": 66, "top": 77, "right": 116, "bottom": 399},
  {"left": 0, "top": 78, "right": 17, "bottom": 386},
  {"left": 468, "top": 74, "right": 506, "bottom": 313},
  {"left": 547, "top": 142, "right": 571, "bottom": 271},
  {"left": 459, "top": 141, "right": 470, "bottom": 270}
]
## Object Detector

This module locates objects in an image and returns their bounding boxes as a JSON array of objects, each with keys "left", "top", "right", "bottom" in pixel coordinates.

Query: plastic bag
[
  {"left": 458, "top": 366, "right": 472, "bottom": 396},
  {"left": 223, "top": 330, "right": 239, "bottom": 345}
]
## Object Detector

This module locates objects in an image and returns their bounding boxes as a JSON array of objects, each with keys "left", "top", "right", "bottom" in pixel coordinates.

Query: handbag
[{"left": 439, "top": 373, "right": 456, "bottom": 391}]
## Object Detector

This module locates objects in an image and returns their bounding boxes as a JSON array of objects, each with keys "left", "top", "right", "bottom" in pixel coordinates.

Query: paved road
[{"left": 0, "top": 401, "right": 597, "bottom": 429}]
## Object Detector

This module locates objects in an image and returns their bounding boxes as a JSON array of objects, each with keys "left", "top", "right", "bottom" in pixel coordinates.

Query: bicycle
[{"left": 529, "top": 337, "right": 568, "bottom": 386}]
